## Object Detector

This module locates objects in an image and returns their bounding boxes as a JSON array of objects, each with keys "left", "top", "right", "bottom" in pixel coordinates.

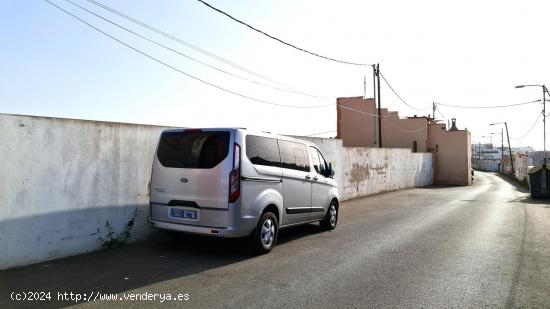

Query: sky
[{"left": 1, "top": 0, "right": 549, "bottom": 149}]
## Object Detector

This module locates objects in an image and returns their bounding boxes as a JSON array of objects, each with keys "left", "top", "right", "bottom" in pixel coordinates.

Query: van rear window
[{"left": 157, "top": 131, "right": 230, "bottom": 169}]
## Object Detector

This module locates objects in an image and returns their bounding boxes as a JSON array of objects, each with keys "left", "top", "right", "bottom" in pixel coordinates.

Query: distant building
[
  {"left": 336, "top": 96, "right": 472, "bottom": 185},
  {"left": 472, "top": 143, "right": 501, "bottom": 172},
  {"left": 528, "top": 151, "right": 550, "bottom": 166}
]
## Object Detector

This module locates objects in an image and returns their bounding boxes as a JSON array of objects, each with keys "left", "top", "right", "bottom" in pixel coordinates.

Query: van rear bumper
[{"left": 149, "top": 217, "right": 253, "bottom": 238}]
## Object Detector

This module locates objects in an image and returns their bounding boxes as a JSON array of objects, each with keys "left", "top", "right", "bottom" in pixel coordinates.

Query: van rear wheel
[
  {"left": 320, "top": 202, "right": 338, "bottom": 230},
  {"left": 253, "top": 212, "right": 278, "bottom": 254}
]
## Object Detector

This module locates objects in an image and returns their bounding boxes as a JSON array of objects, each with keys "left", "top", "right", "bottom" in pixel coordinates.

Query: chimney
[{"left": 449, "top": 118, "right": 459, "bottom": 131}]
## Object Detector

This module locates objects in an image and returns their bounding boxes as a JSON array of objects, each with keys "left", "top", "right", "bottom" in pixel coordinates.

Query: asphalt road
[{"left": 2, "top": 172, "right": 550, "bottom": 308}]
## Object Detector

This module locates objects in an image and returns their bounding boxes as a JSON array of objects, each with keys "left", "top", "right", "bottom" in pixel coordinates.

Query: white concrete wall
[
  {"left": 515, "top": 155, "right": 534, "bottom": 182},
  {"left": 0, "top": 115, "right": 433, "bottom": 270},
  {"left": 291, "top": 136, "right": 434, "bottom": 201},
  {"left": 0, "top": 114, "right": 171, "bottom": 269}
]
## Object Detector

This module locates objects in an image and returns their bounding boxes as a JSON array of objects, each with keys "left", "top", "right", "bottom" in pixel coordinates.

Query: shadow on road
[
  {"left": 0, "top": 224, "right": 323, "bottom": 308},
  {"left": 492, "top": 172, "right": 550, "bottom": 206}
]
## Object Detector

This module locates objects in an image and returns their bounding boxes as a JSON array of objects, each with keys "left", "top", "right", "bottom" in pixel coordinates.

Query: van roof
[{"left": 160, "top": 128, "right": 318, "bottom": 147}]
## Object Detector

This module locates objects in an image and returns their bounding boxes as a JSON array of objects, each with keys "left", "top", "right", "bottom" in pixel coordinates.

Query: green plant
[{"left": 99, "top": 208, "right": 139, "bottom": 249}]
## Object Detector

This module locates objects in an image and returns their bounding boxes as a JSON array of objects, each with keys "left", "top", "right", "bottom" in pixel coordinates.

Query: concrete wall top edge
[{"left": 0, "top": 113, "right": 180, "bottom": 129}]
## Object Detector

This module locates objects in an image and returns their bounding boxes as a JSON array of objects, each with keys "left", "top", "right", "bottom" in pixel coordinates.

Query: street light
[
  {"left": 490, "top": 122, "right": 514, "bottom": 175},
  {"left": 516, "top": 84, "right": 548, "bottom": 195},
  {"left": 515, "top": 84, "right": 548, "bottom": 166}
]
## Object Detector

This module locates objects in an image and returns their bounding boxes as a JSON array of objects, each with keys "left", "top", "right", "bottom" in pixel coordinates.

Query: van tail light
[{"left": 228, "top": 143, "right": 241, "bottom": 203}]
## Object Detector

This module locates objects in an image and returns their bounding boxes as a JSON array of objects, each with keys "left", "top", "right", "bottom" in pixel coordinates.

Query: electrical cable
[
  {"left": 435, "top": 99, "right": 540, "bottom": 109},
  {"left": 46, "top": 0, "right": 441, "bottom": 133},
  {"left": 388, "top": 123, "right": 426, "bottom": 133},
  {"left": 307, "top": 129, "right": 337, "bottom": 137},
  {"left": 195, "top": 0, "right": 372, "bottom": 67},
  {"left": 510, "top": 111, "right": 543, "bottom": 141},
  {"left": 84, "top": 0, "right": 327, "bottom": 97},
  {"left": 337, "top": 104, "right": 399, "bottom": 118},
  {"left": 43, "top": 0, "right": 334, "bottom": 109},
  {"left": 436, "top": 104, "right": 447, "bottom": 120},
  {"left": 65, "top": 0, "right": 335, "bottom": 101},
  {"left": 379, "top": 71, "right": 431, "bottom": 111}
]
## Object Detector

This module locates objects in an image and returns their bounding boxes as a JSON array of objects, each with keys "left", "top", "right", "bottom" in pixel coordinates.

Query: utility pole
[
  {"left": 376, "top": 63, "right": 382, "bottom": 148},
  {"left": 515, "top": 84, "right": 548, "bottom": 194},
  {"left": 542, "top": 85, "right": 547, "bottom": 195},
  {"left": 433, "top": 102, "right": 436, "bottom": 120},
  {"left": 372, "top": 64, "right": 379, "bottom": 146},
  {"left": 543, "top": 85, "right": 547, "bottom": 166},
  {"left": 504, "top": 122, "right": 514, "bottom": 175},
  {"left": 501, "top": 128, "right": 504, "bottom": 173}
]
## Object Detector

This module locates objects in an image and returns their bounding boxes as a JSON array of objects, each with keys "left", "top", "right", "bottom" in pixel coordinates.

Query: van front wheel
[
  {"left": 253, "top": 212, "right": 278, "bottom": 254},
  {"left": 320, "top": 202, "right": 338, "bottom": 230}
]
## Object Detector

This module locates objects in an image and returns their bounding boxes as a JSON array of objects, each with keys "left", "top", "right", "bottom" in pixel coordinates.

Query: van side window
[
  {"left": 311, "top": 147, "right": 328, "bottom": 176},
  {"left": 278, "top": 140, "right": 310, "bottom": 172},
  {"left": 310, "top": 147, "right": 321, "bottom": 174},
  {"left": 245, "top": 135, "right": 281, "bottom": 167}
]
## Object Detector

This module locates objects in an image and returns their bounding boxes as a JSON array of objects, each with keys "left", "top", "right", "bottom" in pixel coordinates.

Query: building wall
[
  {"left": 336, "top": 96, "right": 471, "bottom": 186},
  {"left": 429, "top": 123, "right": 472, "bottom": 185},
  {"left": 1, "top": 114, "right": 433, "bottom": 269},
  {"left": 336, "top": 97, "right": 378, "bottom": 147},
  {"left": 514, "top": 155, "right": 534, "bottom": 182},
  {"left": 336, "top": 96, "right": 429, "bottom": 151}
]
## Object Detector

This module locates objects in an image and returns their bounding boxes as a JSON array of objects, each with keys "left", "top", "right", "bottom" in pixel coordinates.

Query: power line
[
  {"left": 43, "top": 0, "right": 333, "bottom": 109},
  {"left": 65, "top": 0, "right": 334, "bottom": 101},
  {"left": 84, "top": 0, "right": 323, "bottom": 97},
  {"left": 388, "top": 123, "right": 426, "bottom": 133},
  {"left": 510, "top": 111, "right": 543, "bottom": 141},
  {"left": 435, "top": 99, "right": 541, "bottom": 109},
  {"left": 379, "top": 71, "right": 431, "bottom": 111},
  {"left": 337, "top": 104, "right": 399, "bottom": 118},
  {"left": 435, "top": 104, "right": 447, "bottom": 119},
  {"left": 307, "top": 129, "right": 337, "bottom": 137},
  {"left": 195, "top": 0, "right": 372, "bottom": 67},
  {"left": 46, "top": 0, "right": 442, "bottom": 130}
]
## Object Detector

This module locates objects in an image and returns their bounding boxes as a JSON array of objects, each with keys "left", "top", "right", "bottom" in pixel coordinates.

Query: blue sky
[{"left": 1, "top": 0, "right": 550, "bottom": 148}]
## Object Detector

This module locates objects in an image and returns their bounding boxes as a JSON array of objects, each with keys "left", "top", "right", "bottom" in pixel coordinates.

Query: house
[{"left": 336, "top": 96, "right": 472, "bottom": 185}]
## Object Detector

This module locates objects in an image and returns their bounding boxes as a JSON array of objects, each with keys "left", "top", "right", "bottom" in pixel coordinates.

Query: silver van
[{"left": 149, "top": 128, "right": 339, "bottom": 253}]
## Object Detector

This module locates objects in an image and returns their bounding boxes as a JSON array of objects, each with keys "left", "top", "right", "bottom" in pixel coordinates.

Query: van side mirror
[{"left": 327, "top": 163, "right": 335, "bottom": 178}]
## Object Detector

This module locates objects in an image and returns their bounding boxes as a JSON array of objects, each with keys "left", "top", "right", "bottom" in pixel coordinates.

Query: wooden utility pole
[
  {"left": 376, "top": 63, "right": 382, "bottom": 148},
  {"left": 372, "top": 65, "right": 378, "bottom": 147},
  {"left": 504, "top": 122, "right": 514, "bottom": 175}
]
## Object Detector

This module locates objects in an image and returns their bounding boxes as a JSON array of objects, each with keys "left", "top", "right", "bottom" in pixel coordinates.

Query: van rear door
[{"left": 151, "top": 129, "right": 233, "bottom": 210}]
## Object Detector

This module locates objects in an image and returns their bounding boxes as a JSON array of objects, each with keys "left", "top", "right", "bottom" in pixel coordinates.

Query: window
[
  {"left": 311, "top": 147, "right": 321, "bottom": 174},
  {"left": 245, "top": 135, "right": 281, "bottom": 167},
  {"left": 278, "top": 140, "right": 310, "bottom": 172},
  {"left": 157, "top": 131, "right": 229, "bottom": 169},
  {"left": 310, "top": 147, "right": 328, "bottom": 176},
  {"left": 317, "top": 149, "right": 329, "bottom": 176}
]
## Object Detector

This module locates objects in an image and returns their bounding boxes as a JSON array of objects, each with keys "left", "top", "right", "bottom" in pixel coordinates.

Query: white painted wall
[
  {"left": 291, "top": 136, "right": 434, "bottom": 201},
  {"left": 0, "top": 114, "right": 170, "bottom": 269},
  {"left": 0, "top": 115, "right": 433, "bottom": 270}
]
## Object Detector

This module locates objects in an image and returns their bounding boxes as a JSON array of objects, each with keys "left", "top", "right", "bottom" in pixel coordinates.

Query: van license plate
[{"left": 170, "top": 208, "right": 198, "bottom": 220}]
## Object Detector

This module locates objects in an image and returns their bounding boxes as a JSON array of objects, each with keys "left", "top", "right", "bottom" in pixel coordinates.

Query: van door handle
[{"left": 305, "top": 175, "right": 311, "bottom": 180}]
